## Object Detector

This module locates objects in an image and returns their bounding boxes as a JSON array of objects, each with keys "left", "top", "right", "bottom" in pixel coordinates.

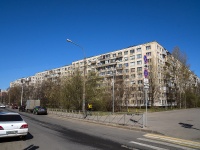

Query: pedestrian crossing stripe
[
  {"left": 144, "top": 133, "right": 200, "bottom": 149},
  {"left": 137, "top": 138, "right": 196, "bottom": 150},
  {"left": 129, "top": 141, "right": 168, "bottom": 150}
]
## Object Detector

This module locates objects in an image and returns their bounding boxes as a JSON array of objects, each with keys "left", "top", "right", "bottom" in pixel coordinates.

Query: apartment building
[{"left": 10, "top": 41, "right": 197, "bottom": 107}]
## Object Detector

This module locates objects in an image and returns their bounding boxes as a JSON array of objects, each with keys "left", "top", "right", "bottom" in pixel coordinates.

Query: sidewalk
[{"left": 146, "top": 108, "right": 200, "bottom": 142}]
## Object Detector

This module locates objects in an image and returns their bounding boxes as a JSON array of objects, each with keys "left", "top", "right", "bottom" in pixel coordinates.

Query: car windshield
[{"left": 0, "top": 115, "right": 23, "bottom": 121}]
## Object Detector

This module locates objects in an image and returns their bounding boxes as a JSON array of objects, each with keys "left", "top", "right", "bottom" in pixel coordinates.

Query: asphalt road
[
  {"left": 147, "top": 108, "right": 200, "bottom": 141},
  {"left": 0, "top": 108, "right": 199, "bottom": 150}
]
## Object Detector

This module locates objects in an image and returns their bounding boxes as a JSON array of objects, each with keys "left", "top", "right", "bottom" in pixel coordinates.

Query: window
[
  {"left": 137, "top": 48, "right": 141, "bottom": 52},
  {"left": 148, "top": 59, "right": 151, "bottom": 63},
  {"left": 0, "top": 115, "right": 23, "bottom": 121},
  {"left": 131, "top": 68, "right": 135, "bottom": 72},
  {"left": 124, "top": 57, "right": 128, "bottom": 61},
  {"left": 131, "top": 74, "right": 135, "bottom": 78},
  {"left": 105, "top": 60, "right": 109, "bottom": 64},
  {"left": 137, "top": 73, "right": 143, "bottom": 78},
  {"left": 105, "top": 54, "right": 110, "bottom": 58},
  {"left": 107, "top": 71, "right": 111, "bottom": 75},
  {"left": 100, "top": 72, "right": 105, "bottom": 76},
  {"left": 130, "top": 62, "right": 135, "bottom": 66},
  {"left": 138, "top": 80, "right": 143, "bottom": 84},
  {"left": 110, "top": 59, "right": 115, "bottom": 63},
  {"left": 113, "top": 53, "right": 116, "bottom": 57},
  {"left": 125, "top": 69, "right": 129, "bottom": 73},
  {"left": 124, "top": 51, "right": 128, "bottom": 55},
  {"left": 118, "top": 52, "right": 122, "bottom": 56},
  {"left": 146, "top": 46, "right": 151, "bottom": 50},
  {"left": 137, "top": 67, "right": 142, "bottom": 71},
  {"left": 130, "top": 49, "right": 135, "bottom": 54},
  {"left": 130, "top": 81, "right": 135, "bottom": 85},
  {"left": 118, "top": 64, "right": 122, "bottom": 68},
  {"left": 130, "top": 55, "right": 135, "bottom": 60},
  {"left": 118, "top": 57, "right": 122, "bottom": 62},
  {"left": 137, "top": 60, "right": 142, "bottom": 65},
  {"left": 124, "top": 63, "right": 129, "bottom": 67},
  {"left": 118, "top": 70, "right": 123, "bottom": 74},
  {"left": 125, "top": 75, "right": 129, "bottom": 79},
  {"left": 146, "top": 52, "right": 151, "bottom": 56},
  {"left": 137, "top": 54, "right": 142, "bottom": 59}
]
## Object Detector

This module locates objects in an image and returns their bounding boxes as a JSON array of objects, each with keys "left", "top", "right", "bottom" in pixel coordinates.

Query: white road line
[
  {"left": 121, "top": 144, "right": 139, "bottom": 150},
  {"left": 144, "top": 133, "right": 200, "bottom": 149},
  {"left": 129, "top": 141, "right": 169, "bottom": 150},
  {"left": 138, "top": 138, "right": 197, "bottom": 150}
]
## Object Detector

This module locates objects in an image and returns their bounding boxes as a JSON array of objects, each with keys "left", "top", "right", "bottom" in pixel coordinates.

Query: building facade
[{"left": 10, "top": 41, "right": 198, "bottom": 107}]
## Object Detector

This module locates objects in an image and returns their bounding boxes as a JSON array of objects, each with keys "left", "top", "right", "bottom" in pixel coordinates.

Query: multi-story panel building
[{"left": 10, "top": 41, "right": 197, "bottom": 107}]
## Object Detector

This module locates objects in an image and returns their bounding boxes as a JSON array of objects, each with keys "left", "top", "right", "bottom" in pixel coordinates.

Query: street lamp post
[
  {"left": 20, "top": 79, "right": 25, "bottom": 106},
  {"left": 21, "top": 84, "right": 24, "bottom": 106},
  {"left": 20, "top": 78, "right": 30, "bottom": 106},
  {"left": 66, "top": 39, "right": 86, "bottom": 114},
  {"left": 0, "top": 89, "right": 2, "bottom": 103},
  {"left": 112, "top": 68, "right": 115, "bottom": 114}
]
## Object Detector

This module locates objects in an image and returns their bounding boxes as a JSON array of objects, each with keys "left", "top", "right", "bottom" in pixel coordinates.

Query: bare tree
[
  {"left": 8, "top": 86, "right": 21, "bottom": 105},
  {"left": 171, "top": 46, "right": 191, "bottom": 108},
  {"left": 148, "top": 55, "right": 163, "bottom": 107}
]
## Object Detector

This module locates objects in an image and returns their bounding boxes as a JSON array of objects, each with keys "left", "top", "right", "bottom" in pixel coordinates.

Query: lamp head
[{"left": 66, "top": 39, "right": 72, "bottom": 43}]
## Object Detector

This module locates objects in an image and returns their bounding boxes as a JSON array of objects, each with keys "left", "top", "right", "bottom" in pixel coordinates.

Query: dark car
[
  {"left": 19, "top": 105, "right": 26, "bottom": 112},
  {"left": 12, "top": 104, "right": 18, "bottom": 109},
  {"left": 33, "top": 106, "right": 47, "bottom": 115}
]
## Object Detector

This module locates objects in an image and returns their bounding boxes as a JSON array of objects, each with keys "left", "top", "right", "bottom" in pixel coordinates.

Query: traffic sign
[
  {"left": 144, "top": 78, "right": 149, "bottom": 84},
  {"left": 144, "top": 55, "right": 148, "bottom": 64},
  {"left": 144, "top": 69, "right": 148, "bottom": 78}
]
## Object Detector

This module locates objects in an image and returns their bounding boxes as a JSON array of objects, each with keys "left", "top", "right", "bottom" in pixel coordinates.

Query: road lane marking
[
  {"left": 144, "top": 133, "right": 200, "bottom": 149},
  {"left": 129, "top": 141, "right": 168, "bottom": 150},
  {"left": 121, "top": 144, "right": 139, "bottom": 150},
  {"left": 138, "top": 138, "right": 197, "bottom": 150}
]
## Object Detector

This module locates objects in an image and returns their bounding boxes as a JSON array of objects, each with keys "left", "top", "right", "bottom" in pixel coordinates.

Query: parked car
[
  {"left": 0, "top": 112, "right": 28, "bottom": 139},
  {"left": 0, "top": 104, "right": 6, "bottom": 109},
  {"left": 19, "top": 105, "right": 26, "bottom": 112},
  {"left": 12, "top": 104, "right": 18, "bottom": 109},
  {"left": 33, "top": 106, "right": 47, "bottom": 115}
]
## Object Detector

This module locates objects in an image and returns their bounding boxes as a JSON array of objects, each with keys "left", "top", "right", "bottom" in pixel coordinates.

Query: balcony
[
  {"left": 116, "top": 66, "right": 123, "bottom": 70},
  {"left": 96, "top": 62, "right": 117, "bottom": 68},
  {"left": 91, "top": 60, "right": 96, "bottom": 64},
  {"left": 116, "top": 54, "right": 123, "bottom": 58}
]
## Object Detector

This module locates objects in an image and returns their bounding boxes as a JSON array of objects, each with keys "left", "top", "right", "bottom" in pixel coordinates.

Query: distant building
[{"left": 10, "top": 41, "right": 198, "bottom": 107}]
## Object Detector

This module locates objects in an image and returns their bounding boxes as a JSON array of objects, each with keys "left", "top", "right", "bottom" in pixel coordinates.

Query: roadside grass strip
[{"left": 144, "top": 133, "right": 200, "bottom": 149}]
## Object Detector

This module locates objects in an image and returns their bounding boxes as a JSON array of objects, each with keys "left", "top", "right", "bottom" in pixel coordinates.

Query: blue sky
[{"left": 0, "top": 0, "right": 200, "bottom": 90}]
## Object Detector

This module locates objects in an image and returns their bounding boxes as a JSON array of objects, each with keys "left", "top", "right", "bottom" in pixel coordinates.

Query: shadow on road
[
  {"left": 23, "top": 144, "right": 39, "bottom": 150},
  {"left": 0, "top": 132, "right": 33, "bottom": 143},
  {"left": 179, "top": 122, "right": 200, "bottom": 131}
]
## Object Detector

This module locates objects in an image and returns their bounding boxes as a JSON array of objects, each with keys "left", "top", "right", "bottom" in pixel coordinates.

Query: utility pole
[
  {"left": 143, "top": 55, "right": 149, "bottom": 127},
  {"left": 112, "top": 66, "right": 115, "bottom": 114},
  {"left": 67, "top": 39, "right": 86, "bottom": 115}
]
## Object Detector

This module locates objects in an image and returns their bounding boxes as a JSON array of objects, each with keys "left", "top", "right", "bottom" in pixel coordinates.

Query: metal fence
[{"left": 48, "top": 108, "right": 145, "bottom": 128}]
